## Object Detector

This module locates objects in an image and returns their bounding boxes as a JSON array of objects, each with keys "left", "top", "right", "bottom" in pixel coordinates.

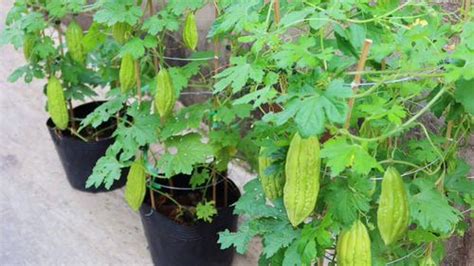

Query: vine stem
[
  {"left": 149, "top": 185, "right": 156, "bottom": 210},
  {"left": 340, "top": 87, "right": 447, "bottom": 142},
  {"left": 444, "top": 120, "right": 453, "bottom": 149},
  {"left": 344, "top": 39, "right": 373, "bottom": 129},
  {"left": 379, "top": 159, "right": 436, "bottom": 176},
  {"left": 386, "top": 244, "right": 426, "bottom": 265},
  {"left": 55, "top": 23, "right": 65, "bottom": 57},
  {"left": 68, "top": 101, "right": 77, "bottom": 131},
  {"left": 135, "top": 60, "right": 142, "bottom": 105},
  {"left": 149, "top": 184, "right": 182, "bottom": 209},
  {"left": 163, "top": 56, "right": 216, "bottom": 61},
  {"left": 69, "top": 128, "right": 88, "bottom": 142}
]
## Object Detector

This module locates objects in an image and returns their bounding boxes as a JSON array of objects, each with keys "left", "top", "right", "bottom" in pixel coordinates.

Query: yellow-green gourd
[
  {"left": 112, "top": 22, "right": 132, "bottom": 45},
  {"left": 283, "top": 133, "right": 320, "bottom": 227},
  {"left": 154, "top": 68, "right": 176, "bottom": 119},
  {"left": 336, "top": 220, "right": 372, "bottom": 266},
  {"left": 65, "top": 20, "right": 85, "bottom": 64},
  {"left": 183, "top": 12, "right": 198, "bottom": 51},
  {"left": 47, "top": 76, "right": 69, "bottom": 130},
  {"left": 258, "top": 147, "right": 285, "bottom": 200},
  {"left": 119, "top": 53, "right": 136, "bottom": 94},
  {"left": 125, "top": 158, "right": 147, "bottom": 211},
  {"left": 377, "top": 166, "right": 410, "bottom": 245}
]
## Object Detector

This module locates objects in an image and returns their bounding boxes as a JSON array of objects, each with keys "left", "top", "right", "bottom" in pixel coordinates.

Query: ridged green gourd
[
  {"left": 23, "top": 34, "right": 35, "bottom": 62},
  {"left": 125, "top": 158, "right": 147, "bottom": 211},
  {"left": 336, "top": 220, "right": 372, "bottom": 266},
  {"left": 119, "top": 53, "right": 136, "bottom": 94},
  {"left": 112, "top": 22, "right": 132, "bottom": 45},
  {"left": 154, "top": 68, "right": 176, "bottom": 119},
  {"left": 47, "top": 77, "right": 69, "bottom": 130},
  {"left": 377, "top": 166, "right": 409, "bottom": 245},
  {"left": 419, "top": 256, "right": 436, "bottom": 266},
  {"left": 283, "top": 133, "right": 320, "bottom": 227},
  {"left": 183, "top": 12, "right": 198, "bottom": 51},
  {"left": 258, "top": 147, "right": 285, "bottom": 200},
  {"left": 65, "top": 20, "right": 85, "bottom": 64}
]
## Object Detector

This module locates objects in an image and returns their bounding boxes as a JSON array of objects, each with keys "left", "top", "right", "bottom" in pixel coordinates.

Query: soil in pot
[
  {"left": 46, "top": 101, "right": 126, "bottom": 192},
  {"left": 140, "top": 172, "right": 241, "bottom": 266}
]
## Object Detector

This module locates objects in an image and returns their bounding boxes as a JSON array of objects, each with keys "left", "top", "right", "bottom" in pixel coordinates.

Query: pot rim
[{"left": 46, "top": 101, "right": 115, "bottom": 143}]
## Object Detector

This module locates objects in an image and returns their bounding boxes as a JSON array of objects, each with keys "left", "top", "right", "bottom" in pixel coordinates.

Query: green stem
[
  {"left": 69, "top": 128, "right": 88, "bottom": 142},
  {"left": 379, "top": 159, "right": 436, "bottom": 176},
  {"left": 346, "top": 1, "right": 413, "bottom": 24},
  {"left": 149, "top": 184, "right": 183, "bottom": 209},
  {"left": 341, "top": 87, "right": 446, "bottom": 142}
]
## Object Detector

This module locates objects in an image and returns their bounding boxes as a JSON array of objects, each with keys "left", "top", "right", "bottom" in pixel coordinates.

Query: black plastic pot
[
  {"left": 46, "top": 101, "right": 126, "bottom": 192},
  {"left": 140, "top": 175, "right": 241, "bottom": 266}
]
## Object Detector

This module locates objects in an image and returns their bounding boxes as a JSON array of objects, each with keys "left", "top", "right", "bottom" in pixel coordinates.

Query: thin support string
[
  {"left": 180, "top": 91, "right": 213, "bottom": 95},
  {"left": 151, "top": 178, "right": 226, "bottom": 191},
  {"left": 180, "top": 73, "right": 436, "bottom": 96}
]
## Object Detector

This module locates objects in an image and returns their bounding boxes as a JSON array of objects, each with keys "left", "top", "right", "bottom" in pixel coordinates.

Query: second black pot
[
  {"left": 140, "top": 174, "right": 241, "bottom": 266},
  {"left": 46, "top": 101, "right": 126, "bottom": 193}
]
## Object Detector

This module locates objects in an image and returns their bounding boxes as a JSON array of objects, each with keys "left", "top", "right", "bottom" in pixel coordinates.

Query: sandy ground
[{"left": 0, "top": 1, "right": 258, "bottom": 265}]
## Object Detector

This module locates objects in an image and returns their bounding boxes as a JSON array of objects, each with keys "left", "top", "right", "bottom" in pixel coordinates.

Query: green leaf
[
  {"left": 454, "top": 78, "right": 474, "bottom": 115},
  {"left": 282, "top": 240, "right": 302, "bottom": 266},
  {"left": 269, "top": 79, "right": 351, "bottom": 137},
  {"left": 272, "top": 37, "right": 318, "bottom": 69},
  {"left": 460, "top": 21, "right": 474, "bottom": 50},
  {"left": 167, "top": 0, "right": 205, "bottom": 14},
  {"left": 445, "top": 160, "right": 474, "bottom": 195},
  {"left": 142, "top": 10, "right": 180, "bottom": 35},
  {"left": 8, "top": 65, "right": 30, "bottom": 83},
  {"left": 120, "top": 36, "right": 157, "bottom": 59},
  {"left": 407, "top": 137, "right": 444, "bottom": 164},
  {"left": 279, "top": 8, "right": 313, "bottom": 27},
  {"left": 320, "top": 137, "right": 382, "bottom": 176},
  {"left": 159, "top": 104, "right": 209, "bottom": 139},
  {"left": 94, "top": 0, "right": 143, "bottom": 26},
  {"left": 1, "top": 12, "right": 47, "bottom": 48},
  {"left": 82, "top": 22, "right": 107, "bottom": 53},
  {"left": 35, "top": 37, "right": 57, "bottom": 59},
  {"left": 233, "top": 86, "right": 278, "bottom": 108},
  {"left": 157, "top": 133, "right": 214, "bottom": 177},
  {"left": 218, "top": 221, "right": 257, "bottom": 254},
  {"left": 410, "top": 178, "right": 461, "bottom": 233},
  {"left": 80, "top": 96, "right": 124, "bottom": 130},
  {"left": 348, "top": 24, "right": 367, "bottom": 51},
  {"left": 308, "top": 12, "right": 329, "bottom": 30},
  {"left": 196, "top": 201, "right": 218, "bottom": 222},
  {"left": 208, "top": 0, "right": 261, "bottom": 37},
  {"left": 114, "top": 103, "right": 160, "bottom": 161},
  {"left": 46, "top": 0, "right": 86, "bottom": 18},
  {"left": 407, "top": 228, "right": 438, "bottom": 245},
  {"left": 86, "top": 142, "right": 123, "bottom": 189},
  {"left": 262, "top": 220, "right": 298, "bottom": 258},
  {"left": 190, "top": 169, "right": 210, "bottom": 188},
  {"left": 213, "top": 56, "right": 264, "bottom": 93},
  {"left": 233, "top": 179, "right": 281, "bottom": 218},
  {"left": 214, "top": 104, "right": 252, "bottom": 125},
  {"left": 323, "top": 176, "right": 371, "bottom": 225}
]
